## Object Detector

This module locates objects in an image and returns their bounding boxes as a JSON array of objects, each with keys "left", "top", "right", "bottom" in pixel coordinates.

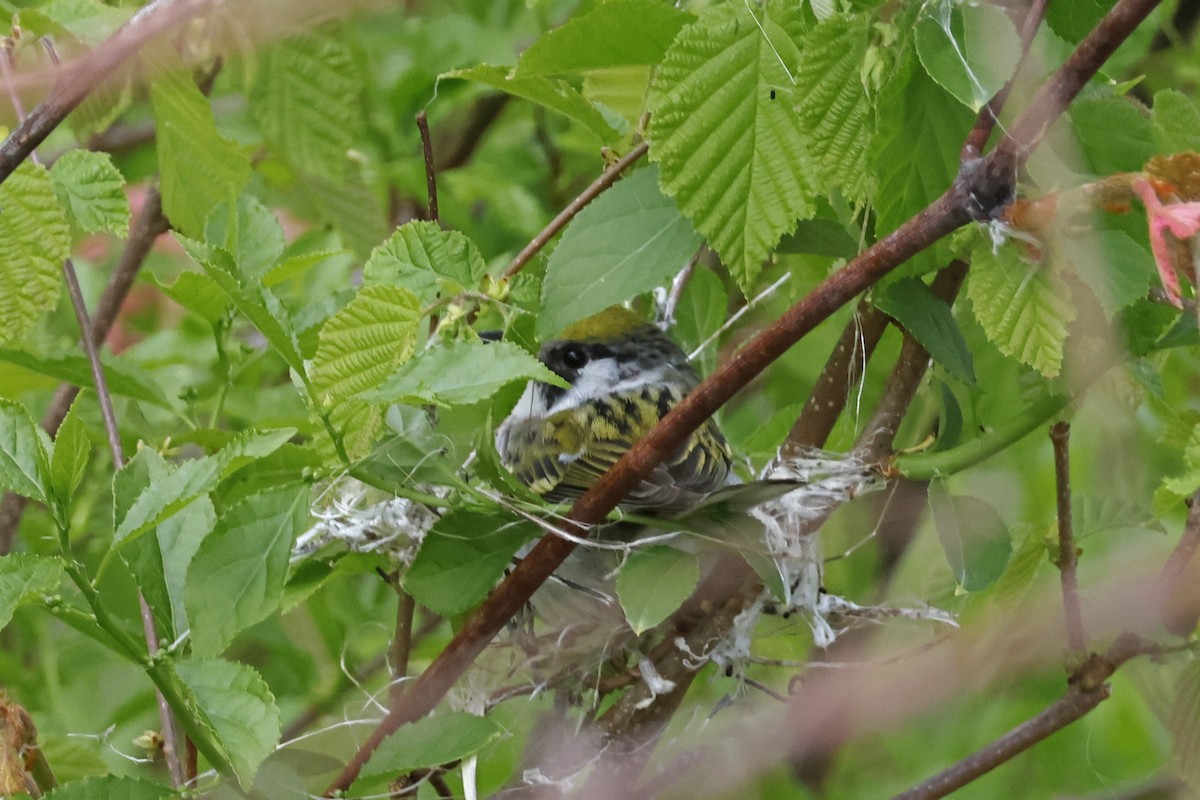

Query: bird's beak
[{"left": 478, "top": 330, "right": 503, "bottom": 342}]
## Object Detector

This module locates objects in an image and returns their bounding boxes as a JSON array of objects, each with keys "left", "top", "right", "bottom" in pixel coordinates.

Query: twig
[
  {"left": 0, "top": 0, "right": 219, "bottom": 186},
  {"left": 390, "top": 588, "right": 416, "bottom": 707},
  {"left": 502, "top": 141, "right": 649, "bottom": 278},
  {"left": 890, "top": 634, "right": 1158, "bottom": 800},
  {"left": 1160, "top": 488, "right": 1200, "bottom": 636},
  {"left": 961, "top": 0, "right": 1051, "bottom": 159},
  {"left": 321, "top": 1, "right": 1160, "bottom": 792},
  {"left": 1050, "top": 422, "right": 1086, "bottom": 655},
  {"left": 416, "top": 110, "right": 439, "bottom": 225}
]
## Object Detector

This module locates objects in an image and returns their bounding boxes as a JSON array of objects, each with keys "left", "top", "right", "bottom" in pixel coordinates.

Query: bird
[{"left": 493, "top": 306, "right": 733, "bottom": 515}]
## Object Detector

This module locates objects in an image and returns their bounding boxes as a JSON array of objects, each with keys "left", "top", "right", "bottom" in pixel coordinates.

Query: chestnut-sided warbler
[{"left": 494, "top": 307, "right": 732, "bottom": 514}]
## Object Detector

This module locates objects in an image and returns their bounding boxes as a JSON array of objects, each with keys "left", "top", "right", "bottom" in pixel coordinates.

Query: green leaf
[
  {"left": 187, "top": 486, "right": 308, "bottom": 657},
  {"left": 151, "top": 64, "right": 252, "bottom": 237},
  {"left": 0, "top": 348, "right": 174, "bottom": 409},
  {"left": 929, "top": 491, "right": 1012, "bottom": 591},
  {"left": 250, "top": 30, "right": 364, "bottom": 178},
  {"left": 0, "top": 161, "right": 70, "bottom": 346},
  {"left": 39, "top": 775, "right": 177, "bottom": 800},
  {"left": 112, "top": 429, "right": 295, "bottom": 550},
  {"left": 915, "top": 0, "right": 1021, "bottom": 112},
  {"left": 538, "top": 166, "right": 701, "bottom": 337},
  {"left": 872, "top": 55, "right": 973, "bottom": 247},
  {"left": 49, "top": 399, "right": 91, "bottom": 509},
  {"left": 0, "top": 554, "right": 63, "bottom": 631},
  {"left": 1152, "top": 89, "right": 1200, "bottom": 153},
  {"left": 369, "top": 339, "right": 565, "bottom": 407},
  {"left": 175, "top": 658, "right": 281, "bottom": 789},
  {"left": 616, "top": 545, "right": 699, "bottom": 634},
  {"left": 177, "top": 236, "right": 306, "bottom": 375},
  {"left": 158, "top": 272, "right": 230, "bottom": 326},
  {"left": 403, "top": 510, "right": 537, "bottom": 616},
  {"left": 353, "top": 712, "right": 502, "bottom": 791},
  {"left": 295, "top": 169, "right": 388, "bottom": 258},
  {"left": 363, "top": 221, "right": 487, "bottom": 305},
  {"left": 874, "top": 278, "right": 976, "bottom": 384},
  {"left": 204, "top": 197, "right": 286, "bottom": 281},
  {"left": 649, "top": 2, "right": 816, "bottom": 289},
  {"left": 1056, "top": 229, "right": 1154, "bottom": 319},
  {"left": 310, "top": 284, "right": 422, "bottom": 458},
  {"left": 0, "top": 398, "right": 52, "bottom": 504},
  {"left": 1070, "top": 95, "right": 1154, "bottom": 175},
  {"left": 516, "top": 0, "right": 690, "bottom": 75},
  {"left": 445, "top": 64, "right": 618, "bottom": 142},
  {"left": 1163, "top": 424, "right": 1200, "bottom": 498},
  {"left": 1172, "top": 661, "right": 1200, "bottom": 790},
  {"left": 49, "top": 150, "right": 130, "bottom": 236},
  {"left": 669, "top": 265, "right": 727, "bottom": 376},
  {"left": 1045, "top": 0, "right": 1118, "bottom": 44},
  {"left": 17, "top": 0, "right": 128, "bottom": 45},
  {"left": 794, "top": 14, "right": 875, "bottom": 202},
  {"left": 967, "top": 241, "right": 1074, "bottom": 378}
]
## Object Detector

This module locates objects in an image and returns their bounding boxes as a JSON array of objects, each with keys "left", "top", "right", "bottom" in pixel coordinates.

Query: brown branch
[
  {"left": 1051, "top": 422, "right": 1087, "bottom": 655},
  {"left": 961, "top": 0, "right": 1050, "bottom": 159},
  {"left": 416, "top": 110, "right": 439, "bottom": 225},
  {"left": 322, "top": 0, "right": 1160, "bottom": 792},
  {"left": 390, "top": 589, "right": 416, "bottom": 707},
  {"left": 0, "top": 0, "right": 220, "bottom": 186},
  {"left": 1160, "top": 489, "right": 1200, "bottom": 636},
  {"left": 890, "top": 634, "right": 1159, "bottom": 800},
  {"left": 502, "top": 141, "right": 650, "bottom": 278}
]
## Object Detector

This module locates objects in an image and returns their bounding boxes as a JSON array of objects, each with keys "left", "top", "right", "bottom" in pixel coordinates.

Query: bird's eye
[{"left": 561, "top": 346, "right": 589, "bottom": 370}]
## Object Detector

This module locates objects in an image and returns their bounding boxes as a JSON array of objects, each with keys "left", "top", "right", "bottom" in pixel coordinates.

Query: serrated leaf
[
  {"left": 403, "top": 511, "right": 537, "bottom": 616},
  {"left": 151, "top": 65, "right": 252, "bottom": 237},
  {"left": 49, "top": 150, "right": 130, "bottom": 236},
  {"left": 363, "top": 221, "right": 487, "bottom": 305},
  {"left": 930, "top": 491, "right": 1012, "bottom": 591},
  {"left": 0, "top": 348, "right": 174, "bottom": 409},
  {"left": 49, "top": 400, "right": 90, "bottom": 508},
  {"left": 582, "top": 66, "right": 651, "bottom": 127},
  {"left": 187, "top": 486, "right": 308, "bottom": 657},
  {"left": 0, "top": 398, "right": 52, "bottom": 504},
  {"left": 19, "top": 0, "right": 128, "bottom": 45},
  {"left": 794, "top": 14, "right": 875, "bottom": 201},
  {"left": 295, "top": 169, "right": 388, "bottom": 258},
  {"left": 915, "top": 0, "right": 1021, "bottom": 112},
  {"left": 649, "top": 2, "right": 816, "bottom": 289},
  {"left": 1152, "top": 90, "right": 1200, "bottom": 153},
  {"left": 310, "top": 284, "right": 422, "bottom": 459},
  {"left": 353, "top": 712, "right": 502, "bottom": 791},
  {"left": 968, "top": 242, "right": 1074, "bottom": 378},
  {"left": 874, "top": 278, "right": 976, "bottom": 384},
  {"left": 112, "top": 429, "right": 295, "bottom": 549},
  {"left": 445, "top": 64, "right": 618, "bottom": 142},
  {"left": 538, "top": 165, "right": 701, "bottom": 337},
  {"left": 1163, "top": 423, "right": 1200, "bottom": 497},
  {"left": 177, "top": 236, "right": 305, "bottom": 375},
  {"left": 991, "top": 524, "right": 1050, "bottom": 603},
  {"left": 1070, "top": 95, "right": 1154, "bottom": 175},
  {"left": 516, "top": 0, "right": 690, "bottom": 76},
  {"left": 872, "top": 54, "right": 973, "bottom": 252},
  {"left": 369, "top": 340, "right": 565, "bottom": 407},
  {"left": 0, "top": 554, "right": 63, "bottom": 631},
  {"left": 175, "top": 658, "right": 280, "bottom": 789},
  {"left": 250, "top": 30, "right": 364, "bottom": 178},
  {"left": 0, "top": 161, "right": 70, "bottom": 346},
  {"left": 205, "top": 197, "right": 286, "bottom": 281},
  {"left": 39, "top": 774, "right": 177, "bottom": 800},
  {"left": 616, "top": 545, "right": 699, "bottom": 634},
  {"left": 1073, "top": 494, "right": 1162, "bottom": 540}
]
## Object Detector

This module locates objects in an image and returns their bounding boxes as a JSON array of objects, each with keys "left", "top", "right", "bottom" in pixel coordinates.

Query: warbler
[{"left": 494, "top": 307, "right": 732, "bottom": 514}]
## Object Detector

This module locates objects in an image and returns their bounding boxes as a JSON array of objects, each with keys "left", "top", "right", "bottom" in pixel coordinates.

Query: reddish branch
[
  {"left": 891, "top": 634, "right": 1159, "bottom": 800},
  {"left": 502, "top": 141, "right": 650, "bottom": 278},
  {"left": 323, "top": 0, "right": 1162, "bottom": 792},
  {"left": 1050, "top": 422, "right": 1087, "bottom": 655},
  {"left": 1160, "top": 489, "right": 1200, "bottom": 636},
  {"left": 416, "top": 110, "right": 439, "bottom": 225}
]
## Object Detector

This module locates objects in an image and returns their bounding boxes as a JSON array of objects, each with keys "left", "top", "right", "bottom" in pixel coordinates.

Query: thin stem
[
  {"left": 502, "top": 141, "right": 649, "bottom": 278},
  {"left": 390, "top": 587, "right": 416, "bottom": 707},
  {"left": 1050, "top": 422, "right": 1086, "bottom": 655},
  {"left": 416, "top": 110, "right": 439, "bottom": 224}
]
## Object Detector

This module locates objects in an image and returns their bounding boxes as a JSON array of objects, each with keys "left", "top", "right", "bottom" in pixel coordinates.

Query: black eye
[{"left": 561, "top": 346, "right": 588, "bottom": 370}]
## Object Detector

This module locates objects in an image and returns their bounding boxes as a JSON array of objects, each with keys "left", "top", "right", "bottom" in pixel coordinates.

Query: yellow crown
[{"left": 559, "top": 306, "right": 648, "bottom": 342}]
